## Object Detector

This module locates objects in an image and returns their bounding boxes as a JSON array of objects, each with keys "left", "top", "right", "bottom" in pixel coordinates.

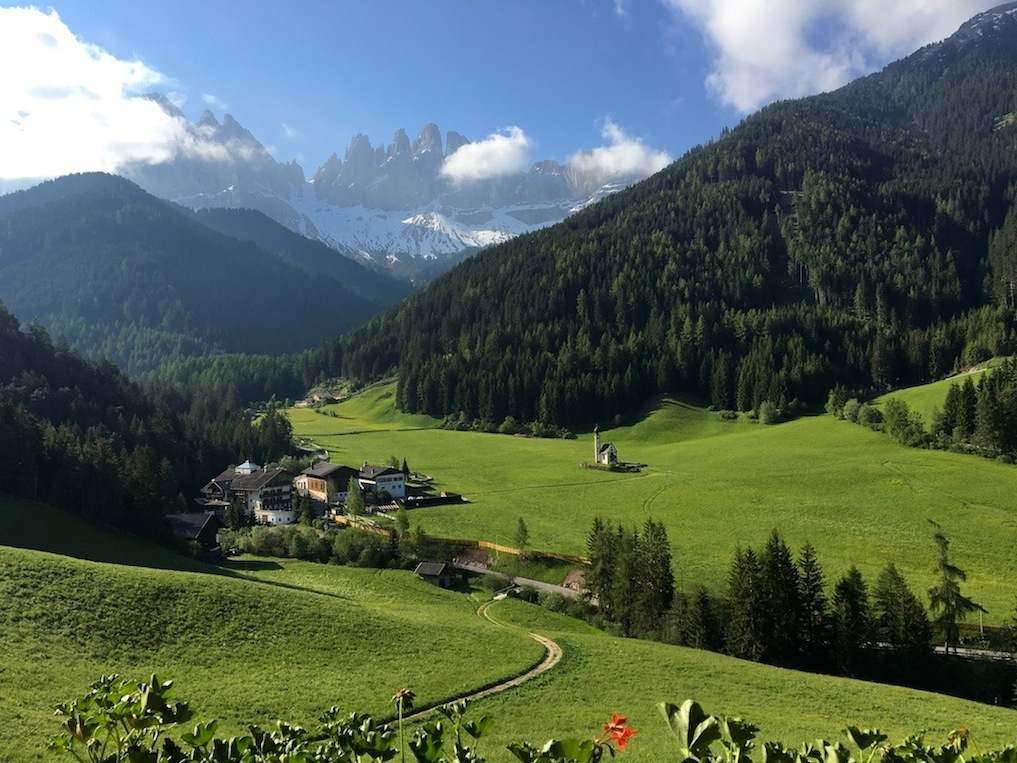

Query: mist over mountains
[{"left": 121, "top": 101, "right": 669, "bottom": 274}]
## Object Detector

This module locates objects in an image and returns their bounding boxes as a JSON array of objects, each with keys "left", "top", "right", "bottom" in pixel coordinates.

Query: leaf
[
  {"left": 464, "top": 715, "right": 495, "bottom": 740},
  {"left": 845, "top": 728, "right": 887, "bottom": 753},
  {"left": 410, "top": 725, "right": 446, "bottom": 763},
  {"left": 660, "top": 700, "right": 721, "bottom": 760},
  {"left": 182, "top": 719, "right": 219, "bottom": 747}
]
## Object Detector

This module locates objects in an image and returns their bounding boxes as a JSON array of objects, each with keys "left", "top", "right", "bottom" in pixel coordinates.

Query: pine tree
[
  {"left": 726, "top": 546, "right": 764, "bottom": 661},
  {"left": 609, "top": 525, "right": 640, "bottom": 636},
  {"left": 797, "top": 542, "right": 831, "bottom": 669},
  {"left": 928, "top": 522, "right": 985, "bottom": 653},
  {"left": 759, "top": 530, "right": 803, "bottom": 665},
  {"left": 586, "top": 517, "right": 616, "bottom": 616},
  {"left": 677, "top": 586, "right": 721, "bottom": 651},
  {"left": 873, "top": 562, "right": 931, "bottom": 680},
  {"left": 832, "top": 565, "right": 871, "bottom": 676},
  {"left": 632, "top": 518, "right": 675, "bottom": 638}
]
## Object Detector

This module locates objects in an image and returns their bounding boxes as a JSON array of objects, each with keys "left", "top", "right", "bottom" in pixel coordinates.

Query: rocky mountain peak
[
  {"left": 413, "top": 123, "right": 443, "bottom": 158},
  {"left": 142, "top": 92, "right": 185, "bottom": 120},
  {"left": 197, "top": 110, "right": 220, "bottom": 128},
  {"left": 387, "top": 128, "right": 411, "bottom": 159},
  {"left": 950, "top": 1, "right": 1017, "bottom": 47},
  {"left": 446, "top": 131, "right": 469, "bottom": 156}
]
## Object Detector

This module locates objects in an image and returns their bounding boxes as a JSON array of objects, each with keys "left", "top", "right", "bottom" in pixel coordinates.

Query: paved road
[{"left": 452, "top": 562, "right": 586, "bottom": 600}]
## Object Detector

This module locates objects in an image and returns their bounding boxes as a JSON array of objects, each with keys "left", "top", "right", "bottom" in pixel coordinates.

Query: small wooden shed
[{"left": 414, "top": 561, "right": 453, "bottom": 588}]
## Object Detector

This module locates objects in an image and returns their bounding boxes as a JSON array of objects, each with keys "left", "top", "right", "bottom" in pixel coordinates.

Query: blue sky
[{"left": 0, "top": 1, "right": 1001, "bottom": 184}]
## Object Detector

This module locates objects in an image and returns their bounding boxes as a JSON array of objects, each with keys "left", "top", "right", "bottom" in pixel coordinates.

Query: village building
[
  {"left": 294, "top": 461, "right": 360, "bottom": 514},
  {"left": 358, "top": 463, "right": 406, "bottom": 499},
  {"left": 200, "top": 460, "right": 295, "bottom": 525},
  {"left": 593, "top": 425, "right": 618, "bottom": 466},
  {"left": 166, "top": 512, "right": 225, "bottom": 557}
]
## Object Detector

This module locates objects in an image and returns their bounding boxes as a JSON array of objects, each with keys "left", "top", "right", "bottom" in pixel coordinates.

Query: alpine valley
[{"left": 8, "top": 5, "right": 1017, "bottom": 763}]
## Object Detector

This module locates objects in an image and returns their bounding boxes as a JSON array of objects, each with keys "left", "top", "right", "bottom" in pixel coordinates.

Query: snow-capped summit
[{"left": 120, "top": 104, "right": 666, "bottom": 278}]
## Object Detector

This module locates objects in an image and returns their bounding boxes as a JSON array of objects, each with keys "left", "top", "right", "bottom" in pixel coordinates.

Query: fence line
[{"left": 331, "top": 515, "right": 589, "bottom": 564}]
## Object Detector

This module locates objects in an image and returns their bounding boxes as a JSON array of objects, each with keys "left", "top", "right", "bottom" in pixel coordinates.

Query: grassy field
[
  {"left": 874, "top": 361, "right": 997, "bottom": 424},
  {"left": 290, "top": 384, "right": 1017, "bottom": 623},
  {"left": 3, "top": 494, "right": 1017, "bottom": 761},
  {"left": 0, "top": 497, "right": 541, "bottom": 762},
  {"left": 462, "top": 599, "right": 1017, "bottom": 761}
]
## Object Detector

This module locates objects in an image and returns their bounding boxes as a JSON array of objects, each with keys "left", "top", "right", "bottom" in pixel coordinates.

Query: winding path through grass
[{"left": 403, "top": 599, "right": 562, "bottom": 722}]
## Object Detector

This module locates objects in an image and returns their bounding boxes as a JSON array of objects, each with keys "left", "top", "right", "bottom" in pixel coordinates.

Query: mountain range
[
  {"left": 122, "top": 101, "right": 658, "bottom": 279},
  {"left": 0, "top": 173, "right": 409, "bottom": 376},
  {"left": 326, "top": 2, "right": 1017, "bottom": 427}
]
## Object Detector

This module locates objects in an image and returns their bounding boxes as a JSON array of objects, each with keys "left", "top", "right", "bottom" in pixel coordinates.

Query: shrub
[
  {"left": 758, "top": 400, "right": 779, "bottom": 425},
  {"left": 842, "top": 398, "right": 861, "bottom": 422},
  {"left": 857, "top": 403, "right": 882, "bottom": 429}
]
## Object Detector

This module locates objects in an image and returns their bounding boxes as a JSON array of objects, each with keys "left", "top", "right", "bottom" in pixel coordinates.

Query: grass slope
[
  {"left": 3, "top": 494, "right": 1016, "bottom": 761},
  {"left": 874, "top": 361, "right": 998, "bottom": 424},
  {"left": 289, "top": 385, "right": 1017, "bottom": 622},
  {"left": 0, "top": 498, "right": 541, "bottom": 762},
  {"left": 466, "top": 600, "right": 1017, "bottom": 762}
]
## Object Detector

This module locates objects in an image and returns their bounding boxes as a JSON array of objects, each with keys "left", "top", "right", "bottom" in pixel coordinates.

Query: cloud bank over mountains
[
  {"left": 669, "top": 0, "right": 995, "bottom": 112},
  {"left": 0, "top": 6, "right": 671, "bottom": 191},
  {"left": 441, "top": 126, "right": 533, "bottom": 183}
]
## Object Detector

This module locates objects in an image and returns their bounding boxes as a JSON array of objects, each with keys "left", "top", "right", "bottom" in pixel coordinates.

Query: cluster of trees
[
  {"left": 936, "top": 360, "right": 1017, "bottom": 457},
  {"left": 220, "top": 514, "right": 444, "bottom": 572},
  {"left": 707, "top": 534, "right": 931, "bottom": 683},
  {"left": 585, "top": 517, "right": 675, "bottom": 639},
  {"left": 829, "top": 359, "right": 1017, "bottom": 461},
  {"left": 0, "top": 301, "right": 294, "bottom": 538},
  {"left": 582, "top": 518, "right": 998, "bottom": 698}
]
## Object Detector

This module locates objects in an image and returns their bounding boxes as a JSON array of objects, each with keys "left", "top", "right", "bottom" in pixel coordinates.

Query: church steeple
[{"left": 594, "top": 424, "right": 600, "bottom": 461}]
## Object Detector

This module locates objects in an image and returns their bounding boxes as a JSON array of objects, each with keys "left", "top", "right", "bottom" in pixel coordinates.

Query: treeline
[
  {"left": 0, "top": 302, "right": 293, "bottom": 537},
  {"left": 830, "top": 358, "right": 1017, "bottom": 461},
  {"left": 582, "top": 520, "right": 1011, "bottom": 703},
  {"left": 318, "top": 22, "right": 1017, "bottom": 428}
]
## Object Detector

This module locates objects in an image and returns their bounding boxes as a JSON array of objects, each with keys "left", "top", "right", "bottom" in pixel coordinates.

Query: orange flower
[
  {"left": 611, "top": 725, "right": 636, "bottom": 750},
  {"left": 602, "top": 712, "right": 636, "bottom": 750},
  {"left": 603, "top": 713, "right": 628, "bottom": 734}
]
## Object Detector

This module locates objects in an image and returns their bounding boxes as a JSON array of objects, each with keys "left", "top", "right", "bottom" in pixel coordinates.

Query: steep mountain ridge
[
  {"left": 123, "top": 112, "right": 660, "bottom": 274},
  {"left": 328, "top": 4, "right": 1017, "bottom": 427},
  {"left": 0, "top": 173, "right": 399, "bottom": 375}
]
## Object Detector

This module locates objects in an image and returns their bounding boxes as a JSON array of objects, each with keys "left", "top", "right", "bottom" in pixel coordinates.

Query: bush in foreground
[{"left": 51, "top": 674, "right": 1017, "bottom": 763}]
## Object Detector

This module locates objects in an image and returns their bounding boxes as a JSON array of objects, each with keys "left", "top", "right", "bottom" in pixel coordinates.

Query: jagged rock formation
[{"left": 122, "top": 110, "right": 663, "bottom": 274}]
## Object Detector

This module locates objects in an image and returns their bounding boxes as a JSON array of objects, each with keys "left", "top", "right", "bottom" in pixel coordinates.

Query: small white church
[{"left": 593, "top": 425, "right": 618, "bottom": 466}]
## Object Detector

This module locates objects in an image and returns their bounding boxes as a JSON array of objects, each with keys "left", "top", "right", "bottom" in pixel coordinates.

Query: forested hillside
[
  {"left": 0, "top": 301, "right": 292, "bottom": 535},
  {"left": 327, "top": 9, "right": 1017, "bottom": 427},
  {"left": 0, "top": 173, "right": 393, "bottom": 376}
]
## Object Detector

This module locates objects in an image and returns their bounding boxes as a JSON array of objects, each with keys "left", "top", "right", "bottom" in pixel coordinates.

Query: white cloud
[
  {"left": 202, "top": 93, "right": 228, "bottom": 111},
  {"left": 666, "top": 0, "right": 996, "bottom": 112},
  {"left": 440, "top": 126, "right": 533, "bottom": 183},
  {"left": 567, "top": 120, "right": 671, "bottom": 183},
  {"left": 0, "top": 6, "right": 236, "bottom": 183},
  {"left": 282, "top": 122, "right": 298, "bottom": 139},
  {"left": 166, "top": 91, "right": 188, "bottom": 109}
]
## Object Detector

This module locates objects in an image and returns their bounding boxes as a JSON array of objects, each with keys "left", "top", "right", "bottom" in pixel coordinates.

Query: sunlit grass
[
  {"left": 289, "top": 383, "right": 1017, "bottom": 622},
  {"left": 874, "top": 360, "right": 999, "bottom": 424}
]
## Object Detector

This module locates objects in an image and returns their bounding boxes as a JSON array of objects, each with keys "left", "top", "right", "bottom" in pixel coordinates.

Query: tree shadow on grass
[{"left": 220, "top": 557, "right": 283, "bottom": 572}]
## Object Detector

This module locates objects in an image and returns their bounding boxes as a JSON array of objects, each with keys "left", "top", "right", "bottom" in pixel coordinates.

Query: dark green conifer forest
[{"left": 323, "top": 18, "right": 1017, "bottom": 427}]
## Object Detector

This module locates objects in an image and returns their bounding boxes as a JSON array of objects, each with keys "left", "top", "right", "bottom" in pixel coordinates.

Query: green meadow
[
  {"left": 0, "top": 497, "right": 541, "bottom": 762},
  {"left": 291, "top": 384, "right": 1017, "bottom": 622},
  {"left": 4, "top": 497, "right": 1017, "bottom": 762},
  {"left": 457, "top": 599, "right": 1017, "bottom": 759},
  {"left": 5, "top": 376, "right": 1017, "bottom": 760},
  {"left": 874, "top": 362, "right": 997, "bottom": 424}
]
